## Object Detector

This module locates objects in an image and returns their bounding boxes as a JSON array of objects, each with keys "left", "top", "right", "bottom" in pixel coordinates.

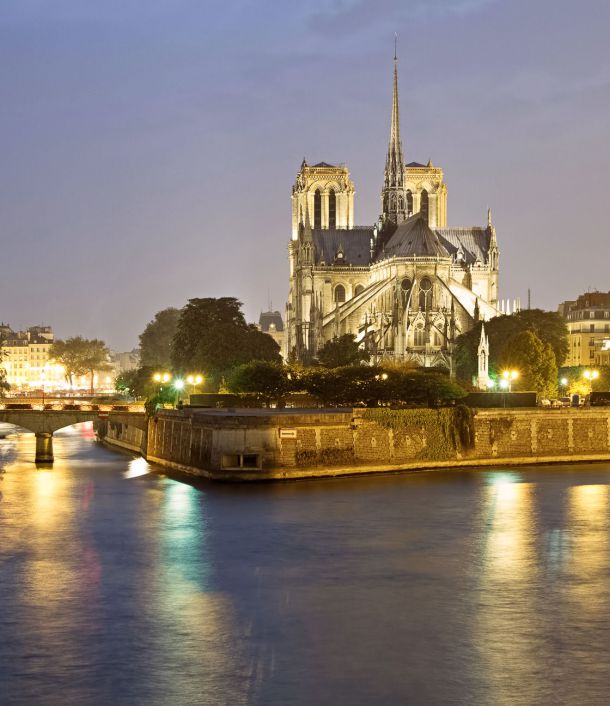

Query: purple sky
[{"left": 1, "top": 0, "right": 609, "bottom": 351}]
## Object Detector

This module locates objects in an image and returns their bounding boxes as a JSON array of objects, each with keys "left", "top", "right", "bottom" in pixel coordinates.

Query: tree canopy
[
  {"left": 316, "top": 334, "right": 370, "bottom": 368},
  {"left": 171, "top": 297, "right": 280, "bottom": 389},
  {"left": 226, "top": 361, "right": 290, "bottom": 406},
  {"left": 500, "top": 330, "right": 558, "bottom": 397},
  {"left": 455, "top": 309, "right": 568, "bottom": 382},
  {"left": 51, "top": 337, "right": 111, "bottom": 392},
  {"left": 139, "top": 307, "right": 180, "bottom": 369}
]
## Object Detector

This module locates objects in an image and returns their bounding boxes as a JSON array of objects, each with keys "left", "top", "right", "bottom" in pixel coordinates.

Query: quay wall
[{"left": 99, "top": 407, "right": 610, "bottom": 481}]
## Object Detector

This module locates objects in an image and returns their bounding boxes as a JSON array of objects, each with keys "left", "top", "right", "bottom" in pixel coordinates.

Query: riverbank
[{"left": 97, "top": 407, "right": 610, "bottom": 481}]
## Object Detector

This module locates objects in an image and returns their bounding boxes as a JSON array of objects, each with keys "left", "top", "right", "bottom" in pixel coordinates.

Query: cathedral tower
[
  {"left": 291, "top": 161, "right": 354, "bottom": 240},
  {"left": 381, "top": 45, "right": 409, "bottom": 225}
]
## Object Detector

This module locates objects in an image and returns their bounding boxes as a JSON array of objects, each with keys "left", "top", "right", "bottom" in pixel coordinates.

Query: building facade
[
  {"left": 286, "top": 56, "right": 500, "bottom": 369},
  {"left": 559, "top": 291, "right": 610, "bottom": 367},
  {"left": 0, "top": 324, "right": 65, "bottom": 391}
]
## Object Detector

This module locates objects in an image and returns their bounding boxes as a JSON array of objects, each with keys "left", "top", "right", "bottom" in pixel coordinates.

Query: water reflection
[
  {"left": 476, "top": 475, "right": 545, "bottom": 705},
  {"left": 4, "top": 429, "right": 610, "bottom": 705},
  {"left": 567, "top": 484, "right": 609, "bottom": 607}
]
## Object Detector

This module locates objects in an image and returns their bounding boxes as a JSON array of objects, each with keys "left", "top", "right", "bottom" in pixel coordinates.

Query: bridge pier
[{"left": 35, "top": 432, "right": 54, "bottom": 464}]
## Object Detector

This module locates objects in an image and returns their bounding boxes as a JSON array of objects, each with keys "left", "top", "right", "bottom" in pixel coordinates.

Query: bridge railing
[{"left": 0, "top": 401, "right": 145, "bottom": 413}]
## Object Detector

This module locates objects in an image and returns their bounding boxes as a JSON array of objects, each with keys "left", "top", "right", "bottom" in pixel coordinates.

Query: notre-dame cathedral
[{"left": 286, "top": 54, "right": 501, "bottom": 370}]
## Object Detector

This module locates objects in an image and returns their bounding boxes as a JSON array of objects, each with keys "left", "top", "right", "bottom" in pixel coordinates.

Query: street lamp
[
  {"left": 502, "top": 369, "right": 519, "bottom": 393},
  {"left": 583, "top": 369, "right": 599, "bottom": 381}
]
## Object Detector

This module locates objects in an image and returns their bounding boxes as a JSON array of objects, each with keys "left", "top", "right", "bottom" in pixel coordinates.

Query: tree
[
  {"left": 0, "top": 367, "right": 9, "bottom": 397},
  {"left": 297, "top": 365, "right": 466, "bottom": 407},
  {"left": 171, "top": 298, "right": 280, "bottom": 389},
  {"left": 559, "top": 365, "right": 610, "bottom": 397},
  {"left": 115, "top": 365, "right": 156, "bottom": 399},
  {"left": 139, "top": 307, "right": 180, "bottom": 369},
  {"left": 226, "top": 361, "right": 290, "bottom": 406},
  {"left": 500, "top": 330, "right": 558, "bottom": 397},
  {"left": 51, "top": 337, "right": 111, "bottom": 393},
  {"left": 455, "top": 309, "right": 567, "bottom": 382},
  {"left": 316, "top": 334, "right": 370, "bottom": 368}
]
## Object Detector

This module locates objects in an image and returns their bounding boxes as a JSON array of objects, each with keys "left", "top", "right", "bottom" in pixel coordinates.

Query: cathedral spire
[{"left": 381, "top": 37, "right": 408, "bottom": 225}]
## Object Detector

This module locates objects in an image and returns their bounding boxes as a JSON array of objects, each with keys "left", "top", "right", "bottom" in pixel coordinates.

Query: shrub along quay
[{"left": 96, "top": 406, "right": 610, "bottom": 481}]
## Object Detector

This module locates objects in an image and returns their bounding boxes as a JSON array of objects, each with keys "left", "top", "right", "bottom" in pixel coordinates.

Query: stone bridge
[{"left": 0, "top": 405, "right": 147, "bottom": 463}]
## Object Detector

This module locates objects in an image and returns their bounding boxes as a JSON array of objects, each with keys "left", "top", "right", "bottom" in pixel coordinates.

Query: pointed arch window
[
  {"left": 314, "top": 189, "right": 322, "bottom": 229},
  {"left": 407, "top": 190, "right": 413, "bottom": 216},
  {"left": 328, "top": 189, "right": 336, "bottom": 229},
  {"left": 420, "top": 189, "right": 429, "bottom": 223},
  {"left": 414, "top": 325, "right": 426, "bottom": 347},
  {"left": 334, "top": 284, "right": 346, "bottom": 304},
  {"left": 419, "top": 277, "right": 432, "bottom": 310},
  {"left": 354, "top": 284, "right": 364, "bottom": 296}
]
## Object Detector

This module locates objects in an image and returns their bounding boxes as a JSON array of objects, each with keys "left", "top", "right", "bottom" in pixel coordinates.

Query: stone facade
[
  {"left": 286, "top": 56, "right": 500, "bottom": 369},
  {"left": 102, "top": 408, "right": 610, "bottom": 481}
]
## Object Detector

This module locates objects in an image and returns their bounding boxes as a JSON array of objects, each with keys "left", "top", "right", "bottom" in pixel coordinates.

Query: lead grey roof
[
  {"left": 436, "top": 227, "right": 490, "bottom": 265},
  {"left": 312, "top": 161, "right": 336, "bottom": 168},
  {"left": 259, "top": 311, "right": 284, "bottom": 332},
  {"left": 406, "top": 161, "right": 426, "bottom": 167},
  {"left": 382, "top": 215, "right": 450, "bottom": 258},
  {"left": 312, "top": 228, "right": 373, "bottom": 266}
]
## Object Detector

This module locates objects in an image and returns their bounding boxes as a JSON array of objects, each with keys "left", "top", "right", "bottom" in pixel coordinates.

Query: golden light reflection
[
  {"left": 123, "top": 456, "right": 151, "bottom": 479},
  {"left": 567, "top": 484, "right": 609, "bottom": 608},
  {"left": 475, "top": 476, "right": 540, "bottom": 700},
  {"left": 484, "top": 477, "right": 536, "bottom": 580}
]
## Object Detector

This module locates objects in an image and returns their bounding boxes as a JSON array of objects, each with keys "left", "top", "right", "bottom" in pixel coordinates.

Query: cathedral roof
[
  {"left": 312, "top": 161, "right": 336, "bottom": 168},
  {"left": 312, "top": 228, "right": 373, "bottom": 266},
  {"left": 382, "top": 214, "right": 450, "bottom": 259},
  {"left": 405, "top": 161, "right": 426, "bottom": 167},
  {"left": 435, "top": 227, "right": 490, "bottom": 265}
]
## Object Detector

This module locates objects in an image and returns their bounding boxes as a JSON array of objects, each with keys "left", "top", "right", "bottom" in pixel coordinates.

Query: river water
[{"left": 1, "top": 423, "right": 610, "bottom": 705}]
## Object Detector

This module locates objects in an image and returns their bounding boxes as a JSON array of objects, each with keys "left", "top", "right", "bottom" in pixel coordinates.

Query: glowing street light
[
  {"left": 583, "top": 370, "right": 599, "bottom": 381},
  {"left": 501, "top": 369, "right": 519, "bottom": 393},
  {"left": 174, "top": 379, "right": 185, "bottom": 391}
]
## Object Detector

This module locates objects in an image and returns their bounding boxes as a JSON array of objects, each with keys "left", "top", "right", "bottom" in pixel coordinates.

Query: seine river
[{"left": 2, "top": 423, "right": 610, "bottom": 705}]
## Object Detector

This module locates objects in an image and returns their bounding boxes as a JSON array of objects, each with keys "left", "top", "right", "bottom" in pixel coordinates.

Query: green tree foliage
[
  {"left": 51, "top": 337, "right": 111, "bottom": 393},
  {"left": 559, "top": 365, "right": 610, "bottom": 397},
  {"left": 455, "top": 309, "right": 568, "bottom": 382},
  {"left": 115, "top": 365, "right": 156, "bottom": 399},
  {"left": 0, "top": 367, "right": 9, "bottom": 396},
  {"left": 316, "top": 334, "right": 370, "bottom": 368},
  {"left": 139, "top": 307, "right": 180, "bottom": 369},
  {"left": 500, "top": 330, "right": 558, "bottom": 397},
  {"left": 171, "top": 298, "right": 280, "bottom": 389},
  {"left": 297, "top": 365, "right": 466, "bottom": 407},
  {"left": 226, "top": 361, "right": 290, "bottom": 406}
]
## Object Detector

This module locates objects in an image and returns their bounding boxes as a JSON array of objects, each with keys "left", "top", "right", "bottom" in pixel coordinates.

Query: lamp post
[
  {"left": 583, "top": 369, "right": 599, "bottom": 400},
  {"left": 502, "top": 369, "right": 519, "bottom": 393},
  {"left": 186, "top": 374, "right": 204, "bottom": 398}
]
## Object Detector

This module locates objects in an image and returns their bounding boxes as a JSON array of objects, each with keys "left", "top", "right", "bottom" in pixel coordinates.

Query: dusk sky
[{"left": 1, "top": 0, "right": 609, "bottom": 351}]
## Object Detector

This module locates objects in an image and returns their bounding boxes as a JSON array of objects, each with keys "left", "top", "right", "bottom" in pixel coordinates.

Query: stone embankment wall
[
  {"left": 96, "top": 419, "right": 146, "bottom": 455},
  {"left": 99, "top": 407, "right": 610, "bottom": 481}
]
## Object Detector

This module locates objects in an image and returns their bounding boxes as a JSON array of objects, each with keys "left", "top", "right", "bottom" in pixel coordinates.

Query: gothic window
[
  {"left": 398, "top": 195, "right": 404, "bottom": 211},
  {"left": 354, "top": 284, "right": 364, "bottom": 296},
  {"left": 328, "top": 189, "right": 336, "bottom": 229},
  {"left": 390, "top": 194, "right": 396, "bottom": 211},
  {"left": 420, "top": 189, "right": 429, "bottom": 223},
  {"left": 414, "top": 325, "right": 425, "bottom": 347},
  {"left": 407, "top": 190, "right": 413, "bottom": 216},
  {"left": 314, "top": 189, "right": 322, "bottom": 229},
  {"left": 419, "top": 277, "right": 432, "bottom": 310},
  {"left": 334, "top": 284, "right": 346, "bottom": 303}
]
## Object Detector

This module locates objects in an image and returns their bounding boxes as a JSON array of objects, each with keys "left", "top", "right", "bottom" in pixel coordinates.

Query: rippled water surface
[{"left": 2, "top": 423, "right": 610, "bottom": 705}]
